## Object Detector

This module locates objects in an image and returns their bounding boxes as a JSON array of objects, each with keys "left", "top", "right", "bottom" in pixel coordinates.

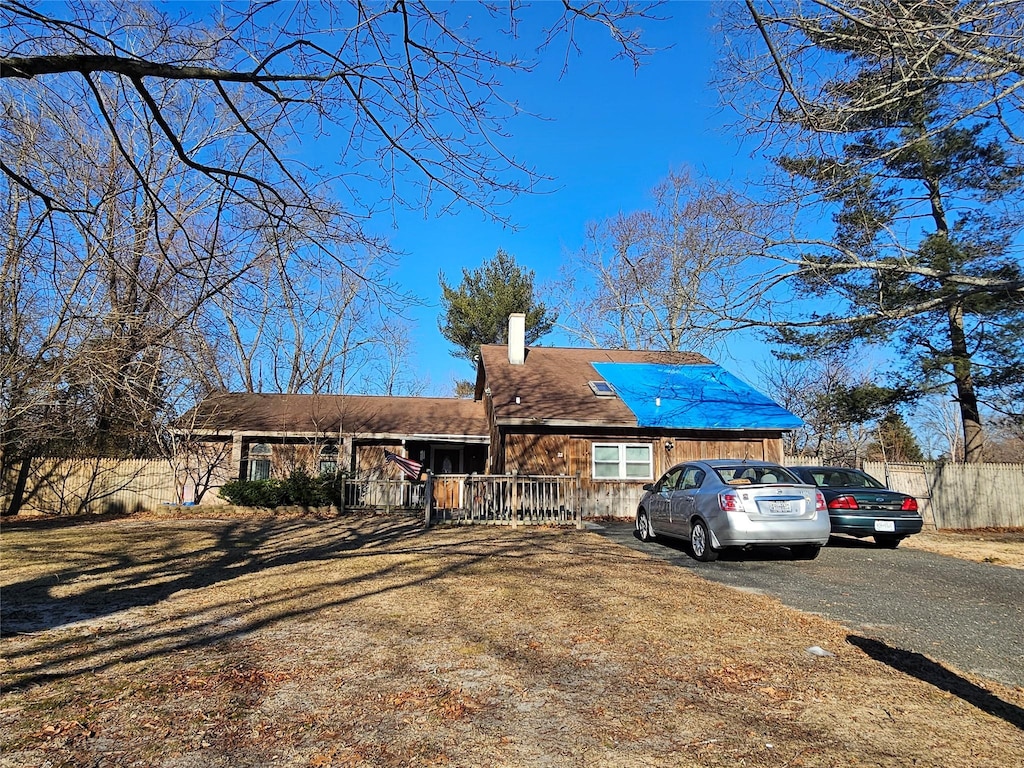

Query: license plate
[
  {"left": 767, "top": 500, "right": 790, "bottom": 514},
  {"left": 874, "top": 520, "right": 896, "bottom": 532}
]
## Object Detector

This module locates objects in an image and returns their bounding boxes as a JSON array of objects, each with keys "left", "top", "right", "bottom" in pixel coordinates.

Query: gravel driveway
[{"left": 596, "top": 521, "right": 1024, "bottom": 688}]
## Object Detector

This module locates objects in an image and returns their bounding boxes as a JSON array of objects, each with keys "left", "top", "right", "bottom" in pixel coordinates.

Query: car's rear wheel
[
  {"left": 874, "top": 534, "right": 901, "bottom": 549},
  {"left": 791, "top": 544, "right": 821, "bottom": 560},
  {"left": 690, "top": 519, "right": 718, "bottom": 562},
  {"left": 636, "top": 510, "right": 654, "bottom": 542}
]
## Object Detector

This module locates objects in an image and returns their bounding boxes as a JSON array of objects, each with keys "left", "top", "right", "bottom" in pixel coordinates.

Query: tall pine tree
[
  {"left": 724, "top": 1, "right": 1024, "bottom": 462},
  {"left": 438, "top": 249, "right": 557, "bottom": 366}
]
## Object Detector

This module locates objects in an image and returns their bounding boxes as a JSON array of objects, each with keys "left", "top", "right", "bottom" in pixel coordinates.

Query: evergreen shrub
[{"left": 219, "top": 469, "right": 345, "bottom": 508}]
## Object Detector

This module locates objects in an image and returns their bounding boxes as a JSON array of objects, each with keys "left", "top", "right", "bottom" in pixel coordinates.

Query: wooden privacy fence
[
  {"left": 428, "top": 474, "right": 583, "bottom": 528},
  {"left": 863, "top": 461, "right": 1024, "bottom": 529},
  {"left": 2, "top": 457, "right": 181, "bottom": 516}
]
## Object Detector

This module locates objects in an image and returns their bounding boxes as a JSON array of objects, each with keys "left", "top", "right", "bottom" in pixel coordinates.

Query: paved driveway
[{"left": 595, "top": 521, "right": 1024, "bottom": 688}]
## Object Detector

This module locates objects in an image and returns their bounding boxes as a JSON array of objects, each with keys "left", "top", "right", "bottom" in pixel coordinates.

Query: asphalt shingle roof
[
  {"left": 478, "top": 345, "right": 712, "bottom": 427},
  {"left": 182, "top": 393, "right": 488, "bottom": 437},
  {"left": 185, "top": 346, "right": 795, "bottom": 437}
]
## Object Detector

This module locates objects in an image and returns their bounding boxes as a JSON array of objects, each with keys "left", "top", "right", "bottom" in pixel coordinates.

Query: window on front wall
[
  {"left": 592, "top": 443, "right": 652, "bottom": 480},
  {"left": 249, "top": 460, "right": 271, "bottom": 481},
  {"left": 319, "top": 443, "right": 339, "bottom": 475},
  {"left": 248, "top": 443, "right": 272, "bottom": 481}
]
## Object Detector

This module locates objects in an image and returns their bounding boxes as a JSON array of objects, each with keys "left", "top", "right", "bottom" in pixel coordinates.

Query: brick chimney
[{"left": 508, "top": 313, "right": 525, "bottom": 365}]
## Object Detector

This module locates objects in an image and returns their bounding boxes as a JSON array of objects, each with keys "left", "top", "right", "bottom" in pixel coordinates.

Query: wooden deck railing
[
  {"left": 428, "top": 474, "right": 582, "bottom": 528},
  {"left": 336, "top": 477, "right": 425, "bottom": 512}
]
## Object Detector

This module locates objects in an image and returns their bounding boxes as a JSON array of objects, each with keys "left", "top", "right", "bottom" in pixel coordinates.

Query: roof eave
[
  {"left": 494, "top": 418, "right": 639, "bottom": 429},
  {"left": 174, "top": 428, "right": 488, "bottom": 442}
]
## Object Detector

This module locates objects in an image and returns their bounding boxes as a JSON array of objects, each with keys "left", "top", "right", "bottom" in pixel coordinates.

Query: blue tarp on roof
[{"left": 591, "top": 362, "right": 804, "bottom": 430}]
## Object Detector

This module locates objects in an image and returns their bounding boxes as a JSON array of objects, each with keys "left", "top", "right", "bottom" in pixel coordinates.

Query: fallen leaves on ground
[{"left": 2, "top": 516, "right": 1022, "bottom": 768}]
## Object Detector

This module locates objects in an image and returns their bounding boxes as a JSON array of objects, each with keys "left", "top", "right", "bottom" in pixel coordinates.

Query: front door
[{"left": 432, "top": 446, "right": 463, "bottom": 474}]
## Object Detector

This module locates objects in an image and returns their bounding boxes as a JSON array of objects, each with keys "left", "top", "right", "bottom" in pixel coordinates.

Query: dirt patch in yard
[{"left": 2, "top": 515, "right": 1022, "bottom": 767}]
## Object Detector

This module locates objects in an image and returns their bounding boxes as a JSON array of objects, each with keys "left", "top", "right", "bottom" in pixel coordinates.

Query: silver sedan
[{"left": 636, "top": 459, "right": 830, "bottom": 561}]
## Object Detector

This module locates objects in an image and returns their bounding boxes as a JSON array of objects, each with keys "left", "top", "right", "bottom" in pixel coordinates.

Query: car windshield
[
  {"left": 714, "top": 465, "right": 801, "bottom": 485},
  {"left": 812, "top": 470, "right": 885, "bottom": 489}
]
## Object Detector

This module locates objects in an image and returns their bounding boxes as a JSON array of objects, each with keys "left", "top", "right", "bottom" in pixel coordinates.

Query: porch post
[
  {"left": 423, "top": 470, "right": 434, "bottom": 528},
  {"left": 575, "top": 472, "right": 584, "bottom": 530},
  {"left": 510, "top": 469, "right": 519, "bottom": 529}
]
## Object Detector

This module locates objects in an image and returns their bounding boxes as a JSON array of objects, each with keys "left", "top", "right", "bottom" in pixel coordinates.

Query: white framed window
[
  {"left": 319, "top": 443, "right": 339, "bottom": 475},
  {"left": 592, "top": 443, "right": 652, "bottom": 480},
  {"left": 248, "top": 443, "right": 272, "bottom": 481}
]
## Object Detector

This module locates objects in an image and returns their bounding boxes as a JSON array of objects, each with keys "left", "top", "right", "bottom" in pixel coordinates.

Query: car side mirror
[{"left": 642, "top": 483, "right": 653, "bottom": 491}]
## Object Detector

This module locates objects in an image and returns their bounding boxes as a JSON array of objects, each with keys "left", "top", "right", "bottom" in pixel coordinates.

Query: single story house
[
  {"left": 180, "top": 393, "right": 489, "bottom": 492},
  {"left": 180, "top": 315, "right": 802, "bottom": 517}
]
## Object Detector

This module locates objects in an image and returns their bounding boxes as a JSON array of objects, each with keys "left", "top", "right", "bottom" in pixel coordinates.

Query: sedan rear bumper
[
  {"left": 710, "top": 512, "right": 831, "bottom": 549},
  {"left": 830, "top": 514, "right": 923, "bottom": 538}
]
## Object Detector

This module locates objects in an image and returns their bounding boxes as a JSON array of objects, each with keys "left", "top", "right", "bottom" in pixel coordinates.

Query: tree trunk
[
  {"left": 947, "top": 301, "right": 985, "bottom": 463},
  {"left": 2, "top": 456, "right": 32, "bottom": 516}
]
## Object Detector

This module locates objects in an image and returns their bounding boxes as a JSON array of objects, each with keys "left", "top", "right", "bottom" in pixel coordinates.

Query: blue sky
[{"left": 380, "top": 2, "right": 775, "bottom": 395}]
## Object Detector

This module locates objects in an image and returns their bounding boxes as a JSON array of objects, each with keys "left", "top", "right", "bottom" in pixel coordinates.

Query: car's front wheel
[
  {"left": 874, "top": 534, "right": 902, "bottom": 549},
  {"left": 690, "top": 519, "right": 718, "bottom": 562},
  {"left": 636, "top": 510, "right": 654, "bottom": 542}
]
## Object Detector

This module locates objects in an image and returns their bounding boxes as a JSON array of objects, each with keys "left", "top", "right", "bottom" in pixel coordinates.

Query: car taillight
[
  {"left": 719, "top": 491, "right": 740, "bottom": 512},
  {"left": 827, "top": 495, "right": 859, "bottom": 510},
  {"left": 902, "top": 497, "right": 918, "bottom": 512},
  {"left": 815, "top": 490, "right": 827, "bottom": 513}
]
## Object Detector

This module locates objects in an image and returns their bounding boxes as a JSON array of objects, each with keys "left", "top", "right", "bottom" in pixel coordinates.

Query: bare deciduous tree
[
  {"left": 2, "top": 1, "right": 660, "bottom": 512},
  {"left": 556, "top": 169, "right": 769, "bottom": 355},
  {"left": 352, "top": 316, "right": 428, "bottom": 397},
  {"left": 912, "top": 390, "right": 967, "bottom": 462},
  {"left": 212, "top": 228, "right": 405, "bottom": 396},
  {"left": 984, "top": 414, "right": 1024, "bottom": 462},
  {"left": 2, "top": 0, "right": 659, "bottom": 230},
  {"left": 757, "top": 351, "right": 880, "bottom": 463}
]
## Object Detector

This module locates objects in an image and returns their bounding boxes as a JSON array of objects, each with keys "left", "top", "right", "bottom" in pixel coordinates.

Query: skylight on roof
[{"left": 588, "top": 380, "right": 616, "bottom": 397}]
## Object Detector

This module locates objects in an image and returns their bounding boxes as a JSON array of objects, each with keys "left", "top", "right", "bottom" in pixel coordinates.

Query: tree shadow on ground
[
  {"left": 825, "top": 535, "right": 888, "bottom": 549},
  {"left": 1, "top": 514, "right": 430, "bottom": 637},
  {"left": 630, "top": 528, "right": 819, "bottom": 563},
  {"left": 0, "top": 515, "right": 565, "bottom": 691},
  {"left": 848, "top": 635, "right": 1024, "bottom": 732},
  {"left": 0, "top": 510, "right": 138, "bottom": 531}
]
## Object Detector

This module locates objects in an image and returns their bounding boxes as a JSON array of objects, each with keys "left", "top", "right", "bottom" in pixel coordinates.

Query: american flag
[{"left": 384, "top": 449, "right": 424, "bottom": 481}]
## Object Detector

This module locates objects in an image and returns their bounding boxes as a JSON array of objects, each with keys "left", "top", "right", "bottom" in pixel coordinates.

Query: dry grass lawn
[{"left": 2, "top": 514, "right": 1022, "bottom": 767}]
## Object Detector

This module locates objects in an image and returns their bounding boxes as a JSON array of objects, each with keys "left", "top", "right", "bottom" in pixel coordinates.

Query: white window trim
[
  {"left": 592, "top": 442, "right": 653, "bottom": 481},
  {"left": 247, "top": 442, "right": 272, "bottom": 481},
  {"left": 248, "top": 458, "right": 271, "bottom": 481},
  {"left": 319, "top": 443, "right": 339, "bottom": 475}
]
